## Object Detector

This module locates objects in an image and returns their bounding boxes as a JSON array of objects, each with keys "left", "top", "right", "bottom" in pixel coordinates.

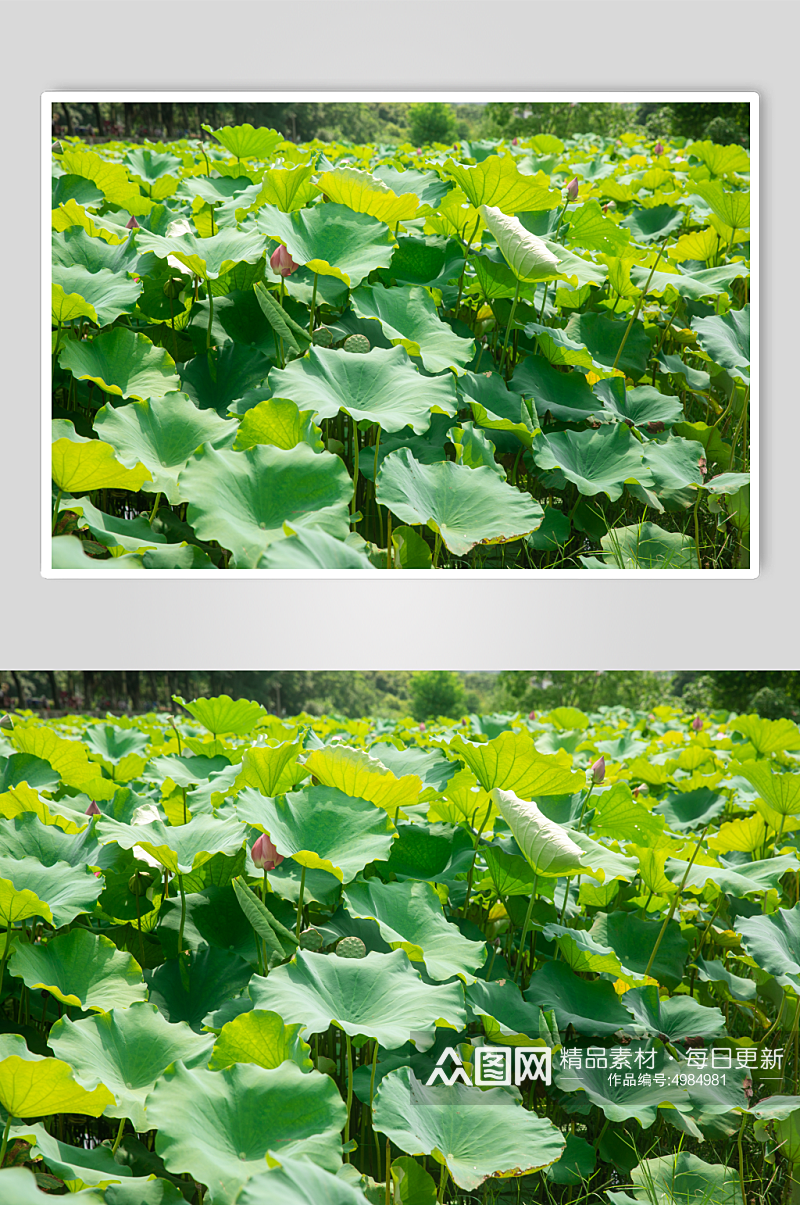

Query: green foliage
[
  {"left": 410, "top": 671, "right": 466, "bottom": 721},
  {"left": 407, "top": 102, "right": 457, "bottom": 146}
]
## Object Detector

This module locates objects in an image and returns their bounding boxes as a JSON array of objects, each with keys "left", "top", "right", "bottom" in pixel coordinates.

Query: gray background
[{"left": 6, "top": 1, "right": 793, "bottom": 671}]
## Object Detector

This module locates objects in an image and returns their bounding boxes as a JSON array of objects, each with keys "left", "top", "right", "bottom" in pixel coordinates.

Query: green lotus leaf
[
  {"left": 555, "top": 1039, "right": 689, "bottom": 1126},
  {"left": 135, "top": 228, "right": 267, "bottom": 280},
  {"left": 376, "top": 449, "right": 543, "bottom": 557},
  {"left": 48, "top": 1001, "right": 214, "bottom": 1130},
  {"left": 53, "top": 432, "right": 152, "bottom": 496},
  {"left": 392, "top": 525, "right": 433, "bottom": 570},
  {"left": 249, "top": 165, "right": 318, "bottom": 213},
  {"left": 53, "top": 265, "right": 142, "bottom": 326},
  {"left": 0, "top": 1169, "right": 101, "bottom": 1204},
  {"left": 547, "top": 1133, "right": 597, "bottom": 1188},
  {"left": 385, "top": 235, "right": 462, "bottom": 287},
  {"left": 1, "top": 1143, "right": 117, "bottom": 1197},
  {"left": 259, "top": 527, "right": 377, "bottom": 570},
  {"left": 524, "top": 961, "right": 635, "bottom": 1035},
  {"left": 591, "top": 522, "right": 699, "bottom": 570},
  {"left": 621, "top": 985, "right": 726, "bottom": 1042},
  {"left": 59, "top": 149, "right": 150, "bottom": 214},
  {"left": 342, "top": 879, "right": 486, "bottom": 980},
  {"left": 591, "top": 911, "right": 689, "bottom": 990},
  {"left": 52, "top": 199, "right": 129, "bottom": 244},
  {"left": 465, "top": 976, "right": 543, "bottom": 1042},
  {"left": 179, "top": 344, "right": 273, "bottom": 416},
  {"left": 692, "top": 181, "right": 750, "bottom": 230},
  {"left": 521, "top": 321, "right": 595, "bottom": 372},
  {"left": 491, "top": 789, "right": 584, "bottom": 875},
  {"left": 178, "top": 443, "right": 352, "bottom": 568},
  {"left": 0, "top": 878, "right": 52, "bottom": 926},
  {"left": 444, "top": 155, "right": 561, "bottom": 213},
  {"left": 653, "top": 788, "right": 726, "bottom": 832},
  {"left": 0, "top": 1033, "right": 114, "bottom": 1118},
  {"left": 124, "top": 146, "right": 182, "bottom": 183},
  {"left": 10, "top": 726, "right": 115, "bottom": 800},
  {"left": 590, "top": 783, "right": 665, "bottom": 845},
  {"left": 0, "top": 854, "right": 102, "bottom": 926},
  {"left": 449, "top": 731, "right": 584, "bottom": 797},
  {"left": 593, "top": 382, "right": 685, "bottom": 429},
  {"left": 732, "top": 716, "right": 800, "bottom": 757},
  {"left": 736, "top": 903, "right": 800, "bottom": 990},
  {"left": 96, "top": 812, "right": 245, "bottom": 875},
  {"left": 631, "top": 262, "right": 747, "bottom": 302},
  {"left": 209, "top": 1009, "right": 312, "bottom": 1073},
  {"left": 448, "top": 422, "right": 503, "bottom": 476},
  {"left": 172, "top": 694, "right": 267, "bottom": 737},
  {"left": 235, "top": 784, "right": 396, "bottom": 882},
  {"left": 564, "top": 312, "right": 652, "bottom": 379},
  {"left": 84, "top": 723, "right": 150, "bottom": 765},
  {"left": 372, "top": 1066, "right": 564, "bottom": 1191},
  {"left": 56, "top": 493, "right": 165, "bottom": 554},
  {"left": 480, "top": 206, "right": 561, "bottom": 282},
  {"left": 145, "top": 1060, "right": 345, "bottom": 1203},
  {"left": 60, "top": 327, "right": 181, "bottom": 402},
  {"left": 317, "top": 167, "right": 419, "bottom": 223},
  {"left": 691, "top": 305, "right": 750, "bottom": 384},
  {"left": 641, "top": 437, "right": 704, "bottom": 508},
  {"left": 482, "top": 844, "right": 540, "bottom": 897},
  {"left": 267, "top": 345, "right": 458, "bottom": 434},
  {"left": 234, "top": 739, "right": 302, "bottom": 796},
  {"left": 104, "top": 1175, "right": 187, "bottom": 1205},
  {"left": 0, "top": 754, "right": 60, "bottom": 796},
  {"left": 233, "top": 1156, "right": 370, "bottom": 1205},
  {"left": 250, "top": 949, "right": 465, "bottom": 1049},
  {"left": 304, "top": 745, "right": 422, "bottom": 812},
  {"left": 458, "top": 371, "right": 537, "bottom": 447},
  {"left": 511, "top": 356, "right": 596, "bottom": 424},
  {"left": 9, "top": 928, "right": 146, "bottom": 1011},
  {"left": 53, "top": 226, "right": 139, "bottom": 275},
  {"left": 620, "top": 204, "right": 684, "bottom": 244},
  {"left": 204, "top": 123, "right": 284, "bottom": 161},
  {"left": 258, "top": 203, "right": 394, "bottom": 287},
  {"left": 350, "top": 284, "right": 474, "bottom": 374},
  {"left": 566, "top": 200, "right": 631, "bottom": 255},
  {"left": 630, "top": 1152, "right": 743, "bottom": 1205},
  {"left": 374, "top": 165, "right": 452, "bottom": 208},
  {"left": 233, "top": 398, "right": 322, "bottom": 453},
  {"left": 148, "top": 946, "right": 253, "bottom": 1032},
  {"left": 94, "top": 393, "right": 234, "bottom": 504},
  {"left": 179, "top": 175, "right": 257, "bottom": 206}
]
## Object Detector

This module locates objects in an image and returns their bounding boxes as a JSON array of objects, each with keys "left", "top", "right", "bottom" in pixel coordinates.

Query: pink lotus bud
[
  {"left": 692, "top": 716, "right": 703, "bottom": 732},
  {"left": 566, "top": 177, "right": 579, "bottom": 200},
  {"left": 270, "top": 244, "right": 299, "bottom": 278},
  {"left": 528, "top": 711, "right": 536, "bottom": 721},
  {"left": 251, "top": 833, "right": 284, "bottom": 871},
  {"left": 590, "top": 756, "right": 605, "bottom": 784},
  {"left": 654, "top": 141, "right": 664, "bottom": 156},
  {"left": 125, "top": 215, "right": 139, "bottom": 230},
  {"left": 419, "top": 723, "right": 425, "bottom": 731},
  {"left": 85, "top": 801, "right": 101, "bottom": 816},
  {"left": 512, "top": 138, "right": 518, "bottom": 146}
]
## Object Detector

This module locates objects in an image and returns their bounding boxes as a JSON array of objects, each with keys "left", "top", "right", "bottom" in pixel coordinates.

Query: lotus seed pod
[
  {"left": 128, "top": 869, "right": 156, "bottom": 896},
  {"left": 0, "top": 715, "right": 13, "bottom": 731},
  {"left": 163, "top": 277, "right": 184, "bottom": 300},
  {"left": 343, "top": 333, "right": 370, "bottom": 354},
  {"left": 566, "top": 177, "right": 579, "bottom": 200},
  {"left": 336, "top": 936, "right": 367, "bottom": 959},
  {"left": 590, "top": 756, "right": 605, "bottom": 785},
  {"left": 312, "top": 327, "right": 333, "bottom": 348},
  {"left": 299, "top": 927, "right": 324, "bottom": 951}
]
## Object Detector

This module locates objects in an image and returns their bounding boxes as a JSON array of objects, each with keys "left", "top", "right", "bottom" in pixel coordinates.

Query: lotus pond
[
  {"left": 0, "top": 695, "right": 795, "bottom": 1202},
  {"left": 50, "top": 122, "right": 751, "bottom": 571}
]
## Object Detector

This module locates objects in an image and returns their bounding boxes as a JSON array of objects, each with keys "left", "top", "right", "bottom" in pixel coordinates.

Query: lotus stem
[
  {"left": 177, "top": 874, "right": 187, "bottom": 955},
  {"left": 692, "top": 488, "right": 702, "bottom": 569},
  {"left": 385, "top": 1138, "right": 391, "bottom": 1205},
  {"left": 463, "top": 802, "right": 493, "bottom": 917},
  {"left": 111, "top": 1117, "right": 126, "bottom": 1156},
  {"left": 148, "top": 492, "right": 161, "bottom": 525},
  {"left": 344, "top": 1031, "right": 354, "bottom": 1161},
  {"left": 295, "top": 866, "right": 307, "bottom": 940},
  {"left": 611, "top": 239, "right": 667, "bottom": 373},
  {"left": 309, "top": 273, "right": 318, "bottom": 334},
  {"left": 500, "top": 278, "right": 521, "bottom": 378},
  {"left": 0, "top": 926, "right": 13, "bottom": 996},
  {"left": 351, "top": 419, "right": 360, "bottom": 515},
  {"left": 0, "top": 1113, "right": 11, "bottom": 1167},
  {"left": 206, "top": 281, "right": 214, "bottom": 351},
  {"left": 514, "top": 882, "right": 537, "bottom": 984},
  {"left": 577, "top": 783, "right": 595, "bottom": 832},
  {"left": 644, "top": 825, "right": 708, "bottom": 978},
  {"left": 386, "top": 512, "right": 393, "bottom": 569}
]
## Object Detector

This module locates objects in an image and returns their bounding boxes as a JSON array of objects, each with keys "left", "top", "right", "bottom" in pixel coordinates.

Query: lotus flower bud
[
  {"left": 566, "top": 177, "right": 579, "bottom": 200},
  {"left": 512, "top": 138, "right": 518, "bottom": 146},
  {"left": 419, "top": 723, "right": 425, "bottom": 731},
  {"left": 125, "top": 215, "right": 140, "bottom": 230},
  {"left": 251, "top": 833, "right": 284, "bottom": 871},
  {"left": 270, "top": 244, "right": 299, "bottom": 278},
  {"left": 85, "top": 801, "right": 101, "bottom": 816},
  {"left": 692, "top": 716, "right": 703, "bottom": 732},
  {"left": 590, "top": 756, "right": 605, "bottom": 784},
  {"left": 654, "top": 141, "right": 664, "bottom": 156},
  {"left": 528, "top": 711, "right": 536, "bottom": 721}
]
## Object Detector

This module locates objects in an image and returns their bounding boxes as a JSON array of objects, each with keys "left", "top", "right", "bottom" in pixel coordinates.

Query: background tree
[
  {"left": 409, "top": 671, "right": 466, "bottom": 721},
  {"left": 407, "top": 102, "right": 457, "bottom": 146}
]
